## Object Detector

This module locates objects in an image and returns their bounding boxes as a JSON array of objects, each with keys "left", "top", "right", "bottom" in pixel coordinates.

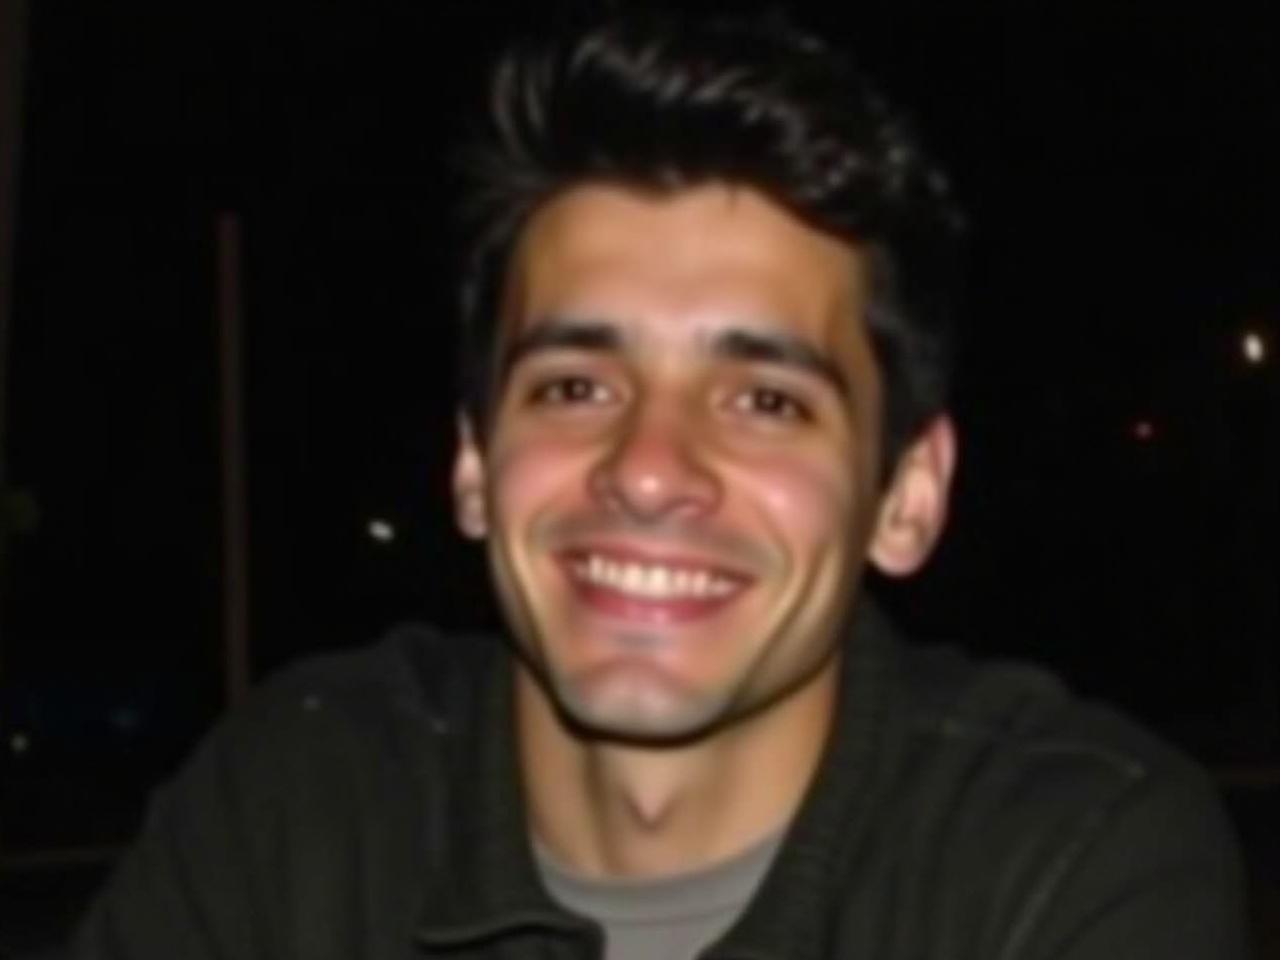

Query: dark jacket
[{"left": 67, "top": 604, "right": 1250, "bottom": 959}]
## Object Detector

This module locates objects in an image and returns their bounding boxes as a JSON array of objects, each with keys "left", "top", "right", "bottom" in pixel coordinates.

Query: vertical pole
[
  {"left": 0, "top": 0, "right": 29, "bottom": 859},
  {"left": 0, "top": 0, "right": 29, "bottom": 678},
  {"left": 216, "top": 212, "right": 250, "bottom": 706}
]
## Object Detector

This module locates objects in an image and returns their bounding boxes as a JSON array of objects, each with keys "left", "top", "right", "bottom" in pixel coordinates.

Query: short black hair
[{"left": 454, "top": 9, "right": 966, "bottom": 470}]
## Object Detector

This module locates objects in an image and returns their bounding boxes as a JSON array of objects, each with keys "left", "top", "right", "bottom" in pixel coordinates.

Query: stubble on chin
[{"left": 537, "top": 656, "right": 735, "bottom": 746}]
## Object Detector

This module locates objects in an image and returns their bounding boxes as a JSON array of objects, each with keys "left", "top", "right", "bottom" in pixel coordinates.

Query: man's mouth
[{"left": 557, "top": 548, "right": 752, "bottom": 622}]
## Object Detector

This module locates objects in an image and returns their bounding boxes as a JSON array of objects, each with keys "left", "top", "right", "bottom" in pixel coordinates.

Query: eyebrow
[
  {"left": 501, "top": 316, "right": 848, "bottom": 399},
  {"left": 710, "top": 328, "right": 849, "bottom": 399},
  {"left": 500, "top": 317, "right": 621, "bottom": 377}
]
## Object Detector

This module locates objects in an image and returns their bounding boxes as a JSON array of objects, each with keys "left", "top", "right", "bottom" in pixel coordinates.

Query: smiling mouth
[{"left": 558, "top": 548, "right": 752, "bottom": 622}]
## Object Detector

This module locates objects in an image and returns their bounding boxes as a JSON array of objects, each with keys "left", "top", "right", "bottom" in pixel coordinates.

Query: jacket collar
[
  {"left": 416, "top": 640, "right": 594, "bottom": 952},
  {"left": 707, "top": 600, "right": 900, "bottom": 960},
  {"left": 416, "top": 600, "right": 902, "bottom": 959}
]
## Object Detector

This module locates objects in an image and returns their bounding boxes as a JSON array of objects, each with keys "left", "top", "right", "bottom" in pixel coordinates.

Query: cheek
[
  {"left": 488, "top": 431, "right": 590, "bottom": 527},
  {"left": 741, "top": 449, "right": 860, "bottom": 549}
]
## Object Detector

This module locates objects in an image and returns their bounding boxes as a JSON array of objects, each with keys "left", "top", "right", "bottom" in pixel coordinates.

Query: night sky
[{"left": 2, "top": 1, "right": 1277, "bottom": 849}]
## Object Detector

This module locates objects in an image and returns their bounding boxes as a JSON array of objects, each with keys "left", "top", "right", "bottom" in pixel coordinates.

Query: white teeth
[
  {"left": 646, "top": 566, "right": 670, "bottom": 594},
  {"left": 622, "top": 564, "right": 644, "bottom": 592},
  {"left": 709, "top": 579, "right": 734, "bottom": 597},
  {"left": 570, "top": 553, "right": 739, "bottom": 600}
]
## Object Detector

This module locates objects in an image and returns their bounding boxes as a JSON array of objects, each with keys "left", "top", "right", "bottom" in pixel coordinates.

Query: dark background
[{"left": 1, "top": 0, "right": 1277, "bottom": 950}]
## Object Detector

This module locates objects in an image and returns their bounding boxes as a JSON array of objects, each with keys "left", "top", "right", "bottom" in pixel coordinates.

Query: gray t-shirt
[{"left": 535, "top": 832, "right": 783, "bottom": 960}]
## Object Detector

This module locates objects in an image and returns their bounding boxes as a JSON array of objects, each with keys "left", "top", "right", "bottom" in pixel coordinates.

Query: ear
[
  {"left": 868, "top": 414, "right": 957, "bottom": 577},
  {"left": 452, "top": 413, "right": 489, "bottom": 540}
]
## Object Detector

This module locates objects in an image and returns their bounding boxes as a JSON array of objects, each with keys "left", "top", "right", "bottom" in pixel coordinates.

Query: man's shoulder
[
  {"left": 896, "top": 638, "right": 1203, "bottom": 788},
  {"left": 888, "top": 637, "right": 1234, "bottom": 881},
  {"left": 255, "top": 623, "right": 500, "bottom": 719},
  {"left": 199, "top": 624, "right": 503, "bottom": 786},
  {"left": 867, "top": 638, "right": 1247, "bottom": 956},
  {"left": 66, "top": 628, "right": 506, "bottom": 957}
]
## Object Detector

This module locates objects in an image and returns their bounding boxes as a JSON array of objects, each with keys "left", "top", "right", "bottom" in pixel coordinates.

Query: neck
[{"left": 516, "top": 657, "right": 839, "bottom": 879}]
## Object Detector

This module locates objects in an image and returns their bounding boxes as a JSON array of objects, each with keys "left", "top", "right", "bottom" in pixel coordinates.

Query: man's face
[{"left": 454, "top": 184, "right": 905, "bottom": 743}]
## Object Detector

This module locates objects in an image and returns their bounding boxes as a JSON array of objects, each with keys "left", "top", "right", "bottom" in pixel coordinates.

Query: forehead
[{"left": 503, "top": 183, "right": 870, "bottom": 349}]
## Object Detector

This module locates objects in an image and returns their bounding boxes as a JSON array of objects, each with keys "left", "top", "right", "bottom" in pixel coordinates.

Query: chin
[{"left": 544, "top": 666, "right": 736, "bottom": 746}]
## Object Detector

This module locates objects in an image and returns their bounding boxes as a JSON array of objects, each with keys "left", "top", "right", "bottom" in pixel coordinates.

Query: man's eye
[
  {"left": 731, "top": 386, "right": 813, "bottom": 422},
  {"left": 528, "top": 376, "right": 612, "bottom": 406}
]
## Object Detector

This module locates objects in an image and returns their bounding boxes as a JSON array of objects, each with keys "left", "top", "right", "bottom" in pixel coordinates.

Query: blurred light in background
[
  {"left": 9, "top": 731, "right": 31, "bottom": 756},
  {"left": 1241, "top": 331, "right": 1266, "bottom": 366},
  {"left": 366, "top": 518, "right": 396, "bottom": 544},
  {"left": 1131, "top": 419, "right": 1156, "bottom": 442}
]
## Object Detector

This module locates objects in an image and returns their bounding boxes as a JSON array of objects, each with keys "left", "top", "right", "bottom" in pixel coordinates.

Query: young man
[{"left": 68, "top": 11, "right": 1248, "bottom": 960}]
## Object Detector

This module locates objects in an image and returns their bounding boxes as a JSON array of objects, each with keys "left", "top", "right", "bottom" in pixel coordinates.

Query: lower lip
[{"left": 562, "top": 570, "right": 747, "bottom": 625}]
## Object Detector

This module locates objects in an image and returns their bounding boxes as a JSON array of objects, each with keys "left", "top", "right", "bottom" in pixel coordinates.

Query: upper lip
[{"left": 557, "top": 541, "right": 755, "bottom": 582}]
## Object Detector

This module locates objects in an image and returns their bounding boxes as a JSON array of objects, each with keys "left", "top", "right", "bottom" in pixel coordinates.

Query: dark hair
[{"left": 454, "top": 9, "right": 966, "bottom": 469}]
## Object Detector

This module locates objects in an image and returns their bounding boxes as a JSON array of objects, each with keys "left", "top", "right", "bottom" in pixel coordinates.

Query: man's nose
[{"left": 587, "top": 406, "right": 722, "bottom": 523}]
